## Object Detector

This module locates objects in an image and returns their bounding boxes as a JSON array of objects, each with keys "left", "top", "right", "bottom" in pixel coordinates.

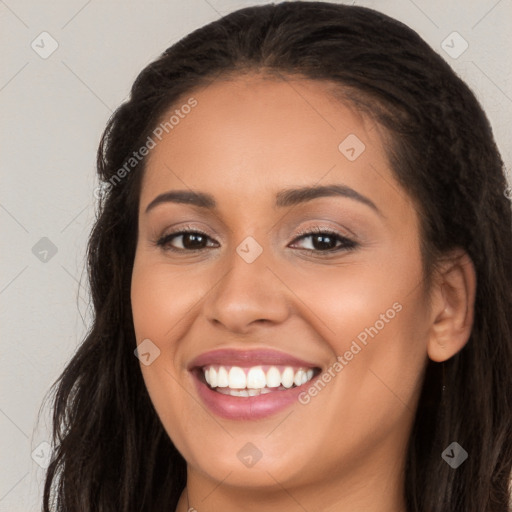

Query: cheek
[
  {"left": 303, "top": 248, "right": 429, "bottom": 440},
  {"left": 131, "top": 260, "right": 205, "bottom": 344},
  {"left": 279, "top": 237, "right": 429, "bottom": 411},
  {"left": 130, "top": 260, "right": 209, "bottom": 458}
]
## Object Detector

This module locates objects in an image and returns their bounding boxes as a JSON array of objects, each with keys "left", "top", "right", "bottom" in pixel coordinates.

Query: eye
[
  {"left": 289, "top": 227, "right": 358, "bottom": 253},
  {"left": 156, "top": 227, "right": 218, "bottom": 252},
  {"left": 154, "top": 226, "right": 358, "bottom": 254}
]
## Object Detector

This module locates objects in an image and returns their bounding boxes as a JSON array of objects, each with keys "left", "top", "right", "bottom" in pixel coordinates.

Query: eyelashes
[
  {"left": 156, "top": 228, "right": 214, "bottom": 252},
  {"left": 154, "top": 225, "right": 359, "bottom": 255},
  {"left": 290, "top": 226, "right": 358, "bottom": 253}
]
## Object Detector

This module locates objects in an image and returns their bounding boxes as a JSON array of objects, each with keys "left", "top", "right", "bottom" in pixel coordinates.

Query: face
[{"left": 131, "top": 74, "right": 431, "bottom": 506}]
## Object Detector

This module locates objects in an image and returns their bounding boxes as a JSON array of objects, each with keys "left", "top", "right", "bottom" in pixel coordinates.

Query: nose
[{"left": 202, "top": 242, "right": 291, "bottom": 334}]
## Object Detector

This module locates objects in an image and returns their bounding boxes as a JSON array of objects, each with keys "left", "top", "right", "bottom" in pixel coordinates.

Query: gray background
[{"left": 1, "top": 0, "right": 511, "bottom": 510}]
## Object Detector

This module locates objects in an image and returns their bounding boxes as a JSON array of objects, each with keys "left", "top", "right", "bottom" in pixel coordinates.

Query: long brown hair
[{"left": 41, "top": 3, "right": 512, "bottom": 510}]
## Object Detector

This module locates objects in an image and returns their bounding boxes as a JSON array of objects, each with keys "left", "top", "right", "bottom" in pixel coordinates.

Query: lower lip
[{"left": 191, "top": 370, "right": 316, "bottom": 420}]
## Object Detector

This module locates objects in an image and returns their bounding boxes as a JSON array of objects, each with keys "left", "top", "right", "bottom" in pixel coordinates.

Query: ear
[{"left": 427, "top": 249, "right": 477, "bottom": 362}]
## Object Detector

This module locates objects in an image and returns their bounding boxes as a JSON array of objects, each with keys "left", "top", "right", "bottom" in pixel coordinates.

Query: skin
[{"left": 130, "top": 73, "right": 476, "bottom": 512}]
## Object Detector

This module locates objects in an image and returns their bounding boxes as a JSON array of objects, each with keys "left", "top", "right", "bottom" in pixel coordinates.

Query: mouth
[
  {"left": 188, "top": 349, "right": 322, "bottom": 419},
  {"left": 195, "top": 364, "right": 320, "bottom": 397}
]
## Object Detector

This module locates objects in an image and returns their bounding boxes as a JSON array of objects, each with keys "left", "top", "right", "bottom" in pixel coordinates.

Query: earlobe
[{"left": 427, "top": 250, "right": 477, "bottom": 363}]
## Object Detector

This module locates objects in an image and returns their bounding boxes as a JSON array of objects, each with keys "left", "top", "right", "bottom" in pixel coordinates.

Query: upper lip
[{"left": 188, "top": 348, "right": 320, "bottom": 370}]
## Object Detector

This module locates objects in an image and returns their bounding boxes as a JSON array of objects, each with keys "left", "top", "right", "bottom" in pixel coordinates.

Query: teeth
[
  {"left": 216, "top": 385, "right": 288, "bottom": 396},
  {"left": 294, "top": 369, "right": 306, "bottom": 386},
  {"left": 266, "top": 367, "right": 281, "bottom": 388},
  {"left": 217, "top": 366, "right": 229, "bottom": 387},
  {"left": 209, "top": 367, "right": 217, "bottom": 387},
  {"left": 281, "top": 367, "right": 294, "bottom": 388},
  {"left": 202, "top": 364, "right": 316, "bottom": 394},
  {"left": 247, "top": 367, "right": 266, "bottom": 389},
  {"left": 228, "top": 367, "right": 246, "bottom": 389}
]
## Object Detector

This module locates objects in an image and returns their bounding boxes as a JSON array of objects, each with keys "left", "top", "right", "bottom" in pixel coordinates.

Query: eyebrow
[{"left": 145, "top": 184, "right": 382, "bottom": 216}]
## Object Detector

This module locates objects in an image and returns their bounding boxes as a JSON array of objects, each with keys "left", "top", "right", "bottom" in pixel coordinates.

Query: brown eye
[
  {"left": 290, "top": 229, "right": 358, "bottom": 253},
  {"left": 156, "top": 230, "right": 218, "bottom": 252}
]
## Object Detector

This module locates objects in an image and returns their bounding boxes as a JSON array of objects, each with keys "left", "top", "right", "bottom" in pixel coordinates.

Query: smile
[
  {"left": 188, "top": 349, "right": 322, "bottom": 419},
  {"left": 203, "top": 365, "right": 316, "bottom": 397}
]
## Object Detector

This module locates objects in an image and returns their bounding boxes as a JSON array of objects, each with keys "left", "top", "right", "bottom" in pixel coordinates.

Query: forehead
[{"left": 140, "top": 73, "right": 400, "bottom": 214}]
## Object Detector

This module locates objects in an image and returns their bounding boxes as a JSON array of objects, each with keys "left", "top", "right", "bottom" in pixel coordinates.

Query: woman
[{"left": 41, "top": 2, "right": 512, "bottom": 511}]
